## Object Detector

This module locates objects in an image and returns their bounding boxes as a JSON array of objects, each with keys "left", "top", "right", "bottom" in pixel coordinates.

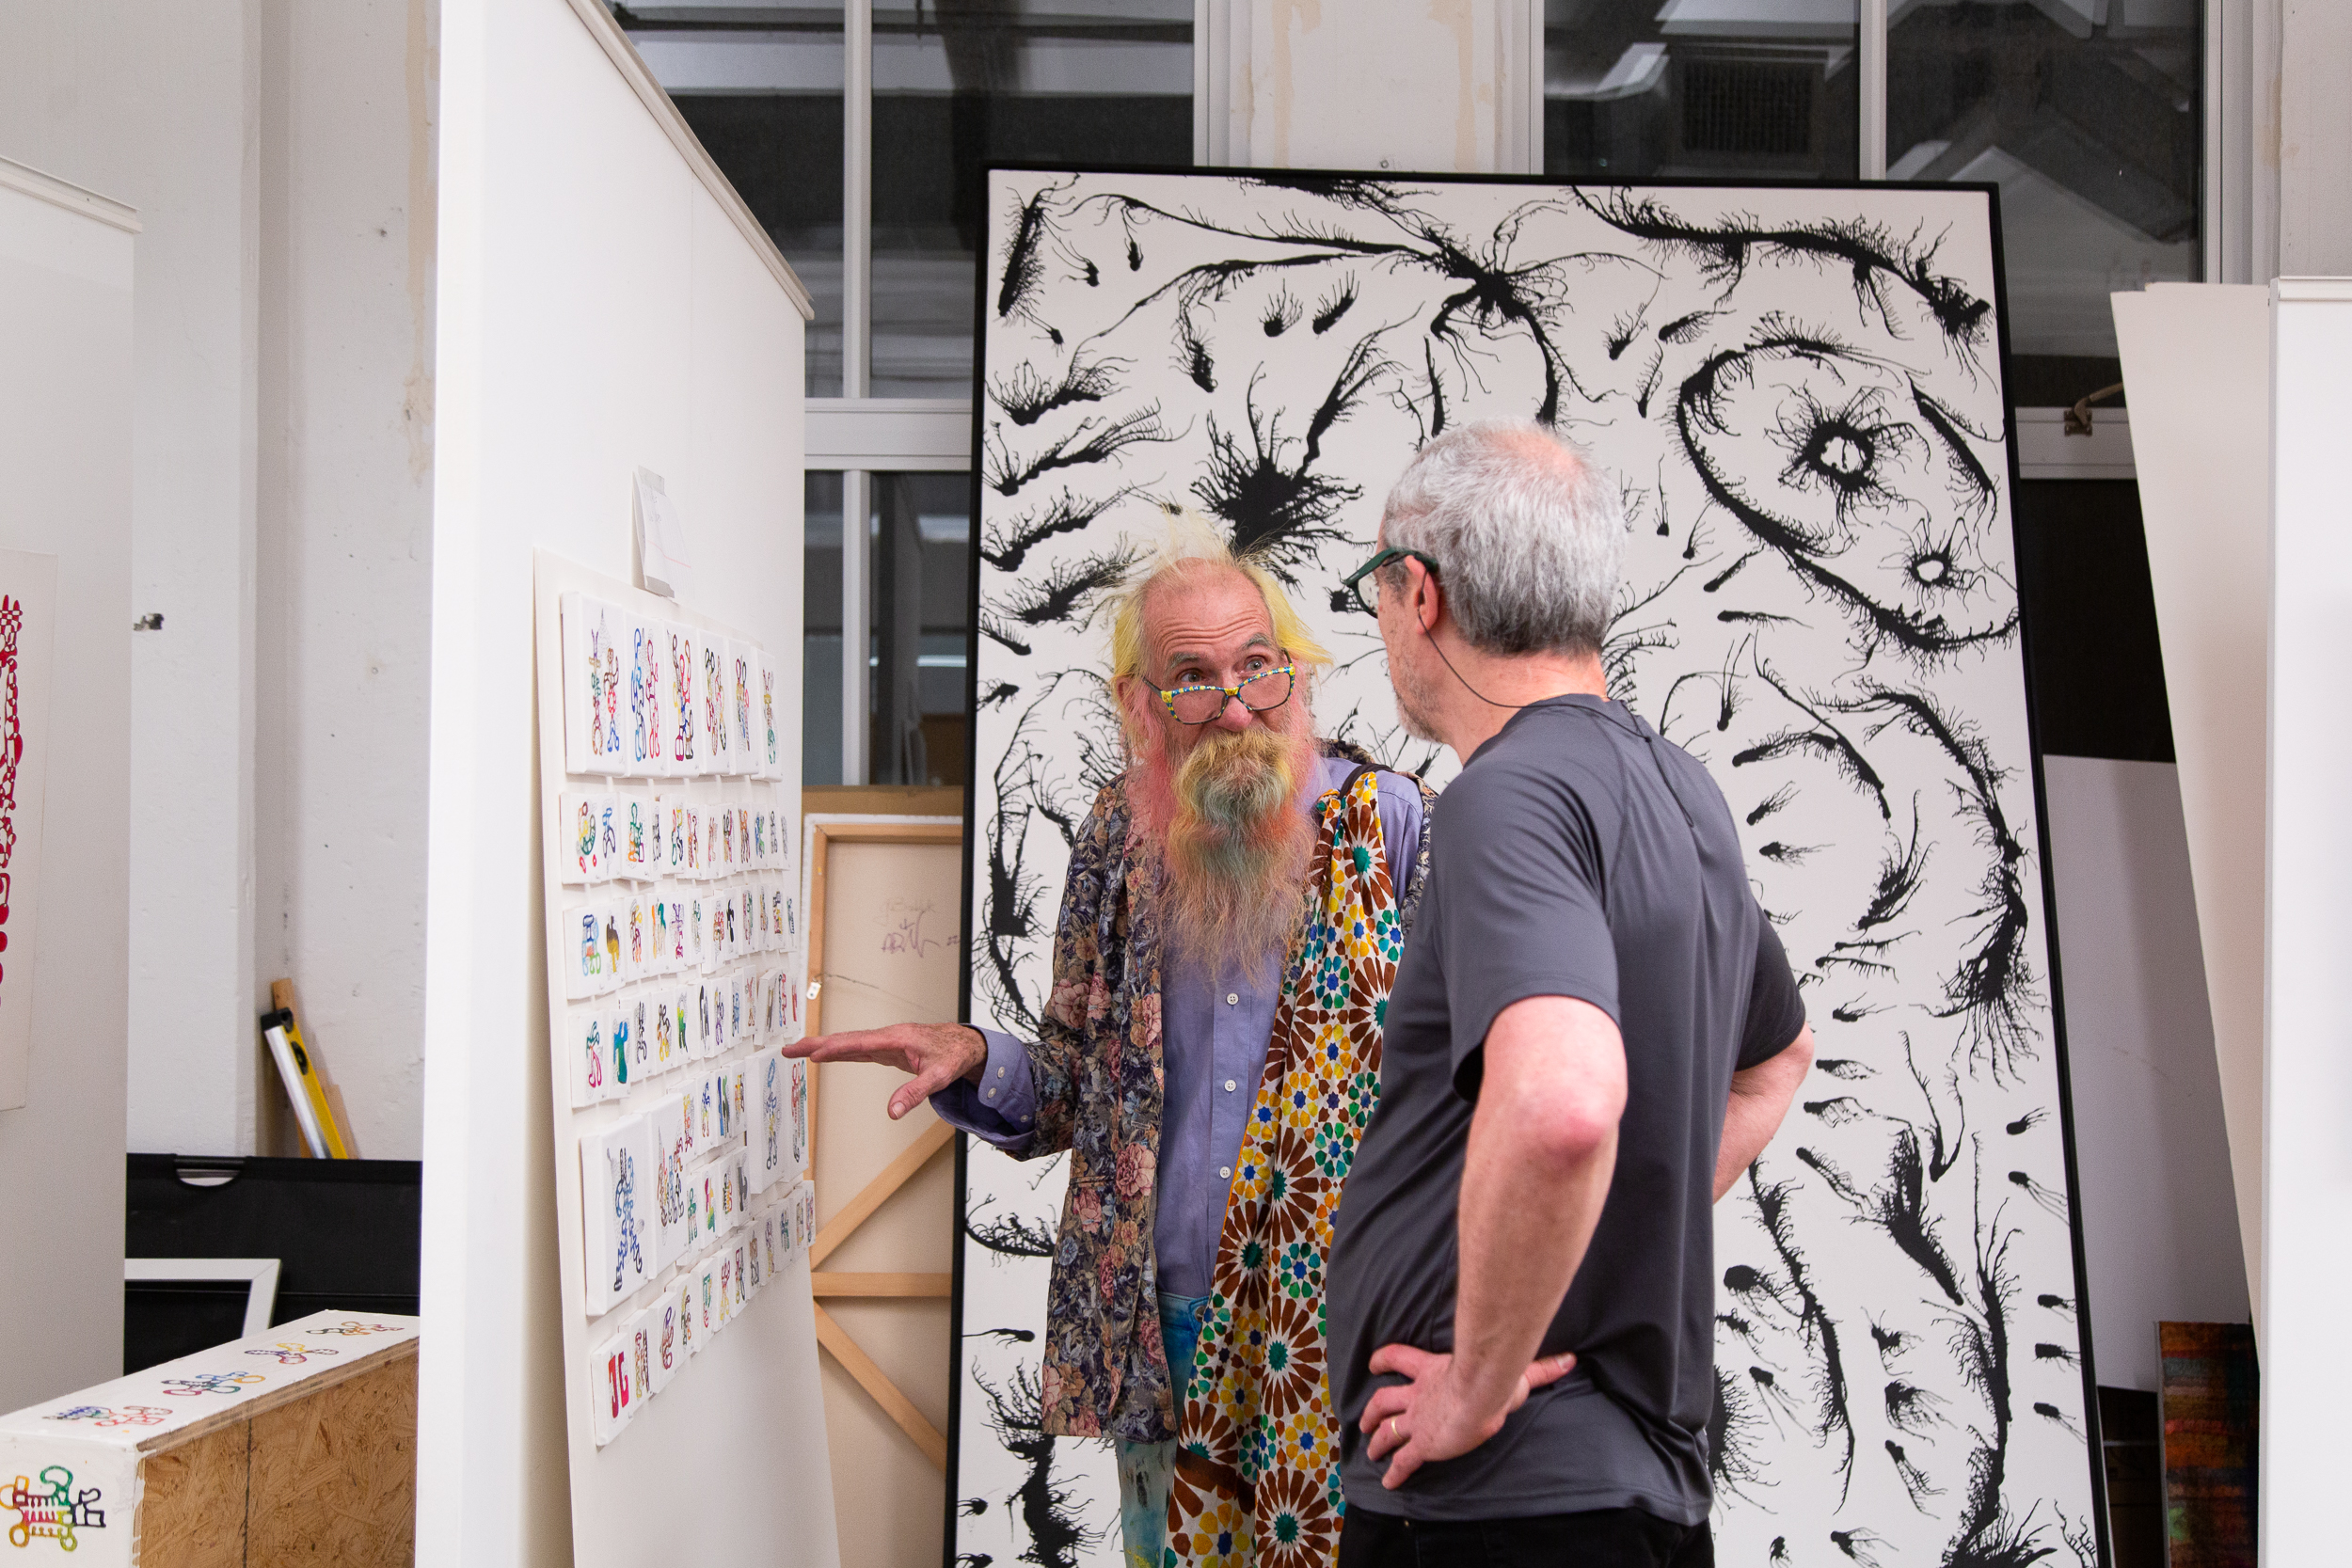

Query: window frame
[{"left": 802, "top": 0, "right": 2194, "bottom": 780}]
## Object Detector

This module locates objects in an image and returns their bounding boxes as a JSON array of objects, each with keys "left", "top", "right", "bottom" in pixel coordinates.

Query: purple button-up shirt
[{"left": 934, "top": 754, "right": 1424, "bottom": 1296}]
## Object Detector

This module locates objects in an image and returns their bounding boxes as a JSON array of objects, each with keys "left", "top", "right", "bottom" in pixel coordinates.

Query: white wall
[
  {"left": 0, "top": 0, "right": 439, "bottom": 1163},
  {"left": 421, "top": 2, "right": 818, "bottom": 1561},
  {"left": 2261, "top": 276, "right": 2352, "bottom": 1561},
  {"left": 0, "top": 167, "right": 135, "bottom": 1411},
  {"left": 252, "top": 0, "right": 438, "bottom": 1160},
  {"left": 2041, "top": 757, "right": 2249, "bottom": 1391},
  {"left": 0, "top": 0, "right": 263, "bottom": 1159}
]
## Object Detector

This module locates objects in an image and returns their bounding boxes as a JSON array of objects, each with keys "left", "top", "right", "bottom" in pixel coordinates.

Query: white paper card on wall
[
  {"left": 700, "top": 638, "right": 730, "bottom": 773},
  {"left": 581, "top": 1114, "right": 656, "bottom": 1317},
  {"left": 788, "top": 1055, "right": 808, "bottom": 1177},
  {"left": 566, "top": 1007, "right": 608, "bottom": 1107},
  {"left": 649, "top": 1090, "right": 690, "bottom": 1272},
  {"left": 667, "top": 623, "right": 700, "bottom": 773},
  {"left": 591, "top": 1327, "right": 636, "bottom": 1446},
  {"left": 561, "top": 593, "right": 626, "bottom": 776},
  {"left": 755, "top": 648, "right": 782, "bottom": 778},
  {"left": 628, "top": 1309, "right": 655, "bottom": 1417},
  {"left": 560, "top": 791, "right": 602, "bottom": 884},
  {"left": 672, "top": 1274, "right": 698, "bottom": 1362},
  {"left": 563, "top": 906, "right": 606, "bottom": 1001},
  {"left": 632, "top": 468, "right": 694, "bottom": 603},
  {"left": 650, "top": 1291, "right": 681, "bottom": 1393},
  {"left": 729, "top": 641, "right": 757, "bottom": 765},
  {"left": 626, "top": 613, "right": 666, "bottom": 777}
]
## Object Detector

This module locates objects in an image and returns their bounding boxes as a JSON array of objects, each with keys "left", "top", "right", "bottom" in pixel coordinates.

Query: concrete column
[
  {"left": 252, "top": 0, "right": 437, "bottom": 1160},
  {"left": 1199, "top": 0, "right": 1541, "bottom": 174}
]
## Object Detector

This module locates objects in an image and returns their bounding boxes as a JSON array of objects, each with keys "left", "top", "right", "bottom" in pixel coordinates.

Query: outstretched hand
[
  {"left": 779, "top": 1022, "right": 989, "bottom": 1119},
  {"left": 1358, "top": 1344, "right": 1578, "bottom": 1491}
]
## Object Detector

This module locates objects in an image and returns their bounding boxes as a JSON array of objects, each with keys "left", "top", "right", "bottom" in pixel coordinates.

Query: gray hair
[{"left": 1378, "top": 420, "right": 1623, "bottom": 657}]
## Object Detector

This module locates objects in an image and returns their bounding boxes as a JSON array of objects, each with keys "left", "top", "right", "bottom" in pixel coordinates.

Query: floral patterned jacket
[{"left": 1021, "top": 740, "right": 1435, "bottom": 1442}]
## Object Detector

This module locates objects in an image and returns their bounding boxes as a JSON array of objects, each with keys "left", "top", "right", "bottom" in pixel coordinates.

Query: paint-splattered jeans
[{"left": 1114, "top": 1291, "right": 1211, "bottom": 1568}]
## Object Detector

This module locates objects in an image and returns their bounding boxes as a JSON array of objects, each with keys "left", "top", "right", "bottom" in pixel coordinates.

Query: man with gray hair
[{"left": 1327, "top": 420, "right": 1815, "bottom": 1566}]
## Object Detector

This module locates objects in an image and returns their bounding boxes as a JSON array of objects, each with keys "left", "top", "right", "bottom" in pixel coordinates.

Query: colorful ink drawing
[
  {"left": 759, "top": 657, "right": 780, "bottom": 774},
  {"left": 160, "top": 1370, "right": 264, "bottom": 1398},
  {"left": 762, "top": 1055, "right": 782, "bottom": 1176},
  {"left": 631, "top": 620, "right": 662, "bottom": 772},
  {"left": 579, "top": 911, "right": 604, "bottom": 991},
  {"left": 6, "top": 1466, "right": 105, "bottom": 1551},
  {"left": 658, "top": 1132, "right": 687, "bottom": 1237},
  {"left": 573, "top": 796, "right": 598, "bottom": 880},
  {"left": 309, "top": 1321, "right": 405, "bottom": 1337},
  {"left": 702, "top": 642, "right": 728, "bottom": 767},
  {"left": 611, "top": 1011, "right": 630, "bottom": 1088},
  {"left": 669, "top": 626, "right": 697, "bottom": 769},
  {"left": 611, "top": 1147, "right": 643, "bottom": 1294},
  {"left": 789, "top": 1057, "right": 808, "bottom": 1172},
  {"left": 246, "top": 1341, "right": 341, "bottom": 1366},
  {"left": 40, "top": 1407, "right": 106, "bottom": 1423},
  {"left": 733, "top": 651, "right": 754, "bottom": 758}
]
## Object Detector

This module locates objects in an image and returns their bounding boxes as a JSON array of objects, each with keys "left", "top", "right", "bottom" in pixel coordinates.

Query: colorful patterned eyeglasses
[{"left": 1143, "top": 664, "right": 1296, "bottom": 725}]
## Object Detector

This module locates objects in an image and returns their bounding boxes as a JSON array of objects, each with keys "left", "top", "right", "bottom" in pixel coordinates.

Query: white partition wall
[
  {"left": 0, "top": 160, "right": 134, "bottom": 1416},
  {"left": 421, "top": 4, "right": 833, "bottom": 1563},
  {"left": 2263, "top": 277, "right": 2352, "bottom": 1563}
]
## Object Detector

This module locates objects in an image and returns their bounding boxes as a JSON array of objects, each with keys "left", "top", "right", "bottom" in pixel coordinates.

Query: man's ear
[{"left": 1411, "top": 562, "right": 1444, "bottom": 635}]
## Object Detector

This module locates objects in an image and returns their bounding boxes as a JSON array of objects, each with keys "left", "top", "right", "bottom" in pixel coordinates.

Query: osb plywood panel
[
  {"left": 246, "top": 1354, "right": 416, "bottom": 1567},
  {"left": 138, "top": 1421, "right": 248, "bottom": 1568}
]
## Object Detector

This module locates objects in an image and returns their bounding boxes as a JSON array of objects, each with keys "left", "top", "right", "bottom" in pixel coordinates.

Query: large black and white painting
[{"left": 955, "top": 168, "right": 2099, "bottom": 1568}]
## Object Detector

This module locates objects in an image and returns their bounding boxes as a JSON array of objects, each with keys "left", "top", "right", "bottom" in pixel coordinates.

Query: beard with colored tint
[{"left": 1134, "top": 715, "right": 1319, "bottom": 972}]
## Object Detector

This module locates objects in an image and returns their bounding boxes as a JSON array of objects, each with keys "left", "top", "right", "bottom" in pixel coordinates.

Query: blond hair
[{"left": 1107, "top": 509, "right": 1332, "bottom": 681}]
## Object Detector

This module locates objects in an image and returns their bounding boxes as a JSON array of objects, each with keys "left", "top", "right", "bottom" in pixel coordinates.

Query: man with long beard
[{"left": 787, "top": 531, "right": 1437, "bottom": 1568}]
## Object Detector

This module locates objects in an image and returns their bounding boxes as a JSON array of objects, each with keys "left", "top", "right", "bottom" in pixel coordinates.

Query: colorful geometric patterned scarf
[{"left": 1164, "top": 765, "right": 1402, "bottom": 1568}]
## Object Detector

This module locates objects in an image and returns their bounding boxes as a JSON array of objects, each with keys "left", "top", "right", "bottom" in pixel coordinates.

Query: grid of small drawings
[{"left": 553, "top": 589, "right": 816, "bottom": 1448}]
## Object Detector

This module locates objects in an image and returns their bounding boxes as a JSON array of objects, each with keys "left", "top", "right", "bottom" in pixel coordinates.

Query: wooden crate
[{"left": 0, "top": 1311, "right": 418, "bottom": 1565}]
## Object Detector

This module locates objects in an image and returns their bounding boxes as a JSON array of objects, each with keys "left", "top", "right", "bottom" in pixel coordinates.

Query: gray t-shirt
[{"left": 1327, "top": 694, "right": 1805, "bottom": 1524}]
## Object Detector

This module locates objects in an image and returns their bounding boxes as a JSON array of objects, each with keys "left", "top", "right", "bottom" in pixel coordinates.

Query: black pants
[{"left": 1337, "top": 1505, "right": 1712, "bottom": 1568}]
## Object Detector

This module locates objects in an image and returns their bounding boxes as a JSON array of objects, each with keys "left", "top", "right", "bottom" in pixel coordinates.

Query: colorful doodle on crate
[
  {"left": 43, "top": 1405, "right": 170, "bottom": 1430},
  {"left": 246, "top": 1341, "right": 341, "bottom": 1366},
  {"left": 159, "top": 1371, "right": 264, "bottom": 1399},
  {"left": 5, "top": 1466, "right": 104, "bottom": 1551},
  {"left": 308, "top": 1321, "right": 405, "bottom": 1338}
]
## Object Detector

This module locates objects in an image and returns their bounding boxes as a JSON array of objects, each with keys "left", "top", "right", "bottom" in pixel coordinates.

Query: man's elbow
[
  {"left": 1776, "top": 1024, "right": 1816, "bottom": 1085},
  {"left": 1518, "top": 1085, "right": 1625, "bottom": 1174}
]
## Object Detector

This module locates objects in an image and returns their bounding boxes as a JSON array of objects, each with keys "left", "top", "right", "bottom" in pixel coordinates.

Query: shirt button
[
  {"left": 1219, "top": 1166, "right": 1232, "bottom": 1180},
  {"left": 1226, "top": 993, "right": 1239, "bottom": 1006},
  {"left": 985, "top": 1088, "right": 996, "bottom": 1100},
  {"left": 1224, "top": 1079, "right": 1237, "bottom": 1092},
  {"left": 994, "top": 1066, "right": 1005, "bottom": 1078}
]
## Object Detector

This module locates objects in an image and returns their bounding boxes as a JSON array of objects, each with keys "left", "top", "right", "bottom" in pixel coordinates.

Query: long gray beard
[{"left": 1157, "top": 728, "right": 1316, "bottom": 972}]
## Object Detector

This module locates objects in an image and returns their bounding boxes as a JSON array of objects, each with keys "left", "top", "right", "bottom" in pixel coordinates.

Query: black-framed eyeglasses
[
  {"left": 1142, "top": 664, "right": 1296, "bottom": 725},
  {"left": 1336, "top": 547, "right": 1441, "bottom": 616}
]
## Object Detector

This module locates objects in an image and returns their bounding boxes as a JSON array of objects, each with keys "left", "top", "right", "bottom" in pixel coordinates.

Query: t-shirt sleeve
[
  {"left": 1437, "top": 761, "right": 1618, "bottom": 1101},
  {"left": 1737, "top": 913, "right": 1807, "bottom": 1070}
]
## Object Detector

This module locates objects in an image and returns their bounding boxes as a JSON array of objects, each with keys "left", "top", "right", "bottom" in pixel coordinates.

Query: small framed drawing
[{"left": 122, "top": 1258, "right": 280, "bottom": 1341}]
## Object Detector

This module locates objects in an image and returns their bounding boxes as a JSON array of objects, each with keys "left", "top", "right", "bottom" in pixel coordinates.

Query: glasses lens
[
  {"left": 1168, "top": 686, "right": 1227, "bottom": 724},
  {"left": 1351, "top": 578, "right": 1378, "bottom": 615},
  {"left": 1237, "top": 667, "right": 1294, "bottom": 710}
]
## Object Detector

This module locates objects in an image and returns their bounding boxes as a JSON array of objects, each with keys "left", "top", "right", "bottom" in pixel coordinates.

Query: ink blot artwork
[{"left": 955, "top": 170, "right": 2095, "bottom": 1567}]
